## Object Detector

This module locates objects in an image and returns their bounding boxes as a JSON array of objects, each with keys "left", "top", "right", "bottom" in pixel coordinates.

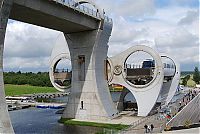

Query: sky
[{"left": 3, "top": 0, "right": 199, "bottom": 72}]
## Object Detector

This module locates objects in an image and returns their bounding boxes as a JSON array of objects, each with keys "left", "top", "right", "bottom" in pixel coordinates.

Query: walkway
[
  {"left": 167, "top": 93, "right": 200, "bottom": 127},
  {"left": 121, "top": 115, "right": 167, "bottom": 134},
  {"left": 163, "top": 127, "right": 200, "bottom": 134},
  {"left": 120, "top": 88, "right": 200, "bottom": 134}
]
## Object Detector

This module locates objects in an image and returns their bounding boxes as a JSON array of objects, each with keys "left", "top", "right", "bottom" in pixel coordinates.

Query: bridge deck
[{"left": 10, "top": 0, "right": 104, "bottom": 33}]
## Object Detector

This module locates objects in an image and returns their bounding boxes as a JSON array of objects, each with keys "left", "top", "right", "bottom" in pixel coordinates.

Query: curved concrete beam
[
  {"left": 0, "top": 0, "right": 14, "bottom": 133},
  {"left": 60, "top": 20, "right": 118, "bottom": 120},
  {"left": 160, "top": 54, "right": 180, "bottom": 106},
  {"left": 49, "top": 34, "right": 71, "bottom": 92},
  {"left": 109, "top": 45, "right": 164, "bottom": 116}
]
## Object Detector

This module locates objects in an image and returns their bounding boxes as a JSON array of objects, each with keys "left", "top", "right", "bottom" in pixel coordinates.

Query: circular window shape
[
  {"left": 161, "top": 56, "right": 176, "bottom": 81},
  {"left": 52, "top": 58, "right": 72, "bottom": 91},
  {"left": 124, "top": 51, "right": 156, "bottom": 86}
]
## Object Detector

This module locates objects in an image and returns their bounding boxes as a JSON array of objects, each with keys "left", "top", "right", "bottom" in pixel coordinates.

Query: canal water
[
  {"left": 9, "top": 108, "right": 103, "bottom": 134},
  {"left": 9, "top": 91, "right": 184, "bottom": 134},
  {"left": 9, "top": 92, "right": 124, "bottom": 134}
]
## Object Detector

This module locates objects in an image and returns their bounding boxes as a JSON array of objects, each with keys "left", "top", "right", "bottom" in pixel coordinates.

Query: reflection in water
[{"left": 9, "top": 108, "right": 102, "bottom": 134}]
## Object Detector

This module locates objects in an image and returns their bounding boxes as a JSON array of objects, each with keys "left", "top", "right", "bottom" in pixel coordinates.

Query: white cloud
[
  {"left": 5, "top": 21, "right": 60, "bottom": 58},
  {"left": 96, "top": 0, "right": 155, "bottom": 18},
  {"left": 3, "top": 0, "right": 199, "bottom": 71},
  {"left": 178, "top": 10, "right": 199, "bottom": 25},
  {"left": 155, "top": 28, "right": 198, "bottom": 49},
  {"left": 4, "top": 21, "right": 60, "bottom": 72}
]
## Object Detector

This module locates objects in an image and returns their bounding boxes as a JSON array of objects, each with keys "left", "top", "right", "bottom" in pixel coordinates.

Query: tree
[
  {"left": 185, "top": 75, "right": 190, "bottom": 81},
  {"left": 181, "top": 75, "right": 191, "bottom": 86},
  {"left": 182, "top": 78, "right": 187, "bottom": 86},
  {"left": 193, "top": 67, "right": 200, "bottom": 84}
]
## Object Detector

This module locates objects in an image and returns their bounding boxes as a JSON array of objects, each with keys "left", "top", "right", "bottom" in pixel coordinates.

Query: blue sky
[
  {"left": 3, "top": 0, "right": 199, "bottom": 72},
  {"left": 155, "top": 0, "right": 199, "bottom": 8}
]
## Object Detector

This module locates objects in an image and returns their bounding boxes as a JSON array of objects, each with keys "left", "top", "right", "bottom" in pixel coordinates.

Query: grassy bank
[
  {"left": 186, "top": 76, "right": 196, "bottom": 87},
  {"left": 59, "top": 118, "right": 128, "bottom": 130},
  {"left": 5, "top": 84, "right": 57, "bottom": 96},
  {"left": 180, "top": 75, "right": 196, "bottom": 87}
]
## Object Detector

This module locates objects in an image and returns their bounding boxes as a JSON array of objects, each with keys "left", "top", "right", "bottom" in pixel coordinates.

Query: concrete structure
[
  {"left": 107, "top": 45, "right": 180, "bottom": 116},
  {"left": 51, "top": 22, "right": 119, "bottom": 120},
  {"left": 50, "top": 41, "right": 180, "bottom": 117},
  {"left": 167, "top": 93, "right": 200, "bottom": 127},
  {"left": 108, "top": 45, "right": 164, "bottom": 116},
  {"left": 49, "top": 34, "right": 71, "bottom": 92},
  {"left": 159, "top": 54, "right": 180, "bottom": 107},
  {"left": 0, "top": 0, "right": 114, "bottom": 132},
  {"left": 0, "top": 0, "right": 181, "bottom": 132}
]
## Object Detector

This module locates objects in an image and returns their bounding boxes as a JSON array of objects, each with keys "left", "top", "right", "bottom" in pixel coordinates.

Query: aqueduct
[{"left": 0, "top": 0, "right": 180, "bottom": 133}]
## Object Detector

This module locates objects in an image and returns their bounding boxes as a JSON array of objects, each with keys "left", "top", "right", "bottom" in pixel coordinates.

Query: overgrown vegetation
[
  {"left": 5, "top": 84, "right": 57, "bottom": 96},
  {"left": 193, "top": 67, "right": 200, "bottom": 84},
  {"left": 58, "top": 118, "right": 128, "bottom": 130},
  {"left": 181, "top": 75, "right": 190, "bottom": 86},
  {"left": 180, "top": 68, "right": 200, "bottom": 87},
  {"left": 4, "top": 71, "right": 53, "bottom": 87}
]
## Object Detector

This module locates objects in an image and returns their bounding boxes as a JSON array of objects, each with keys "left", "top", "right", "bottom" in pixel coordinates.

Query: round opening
[
  {"left": 161, "top": 56, "right": 176, "bottom": 80},
  {"left": 124, "top": 51, "right": 156, "bottom": 86},
  {"left": 53, "top": 58, "right": 72, "bottom": 89},
  {"left": 124, "top": 92, "right": 138, "bottom": 113}
]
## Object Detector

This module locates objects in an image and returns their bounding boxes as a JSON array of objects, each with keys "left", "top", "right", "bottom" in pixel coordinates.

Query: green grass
[
  {"left": 187, "top": 78, "right": 196, "bottom": 87},
  {"left": 180, "top": 75, "right": 196, "bottom": 87},
  {"left": 5, "top": 84, "right": 58, "bottom": 96},
  {"left": 59, "top": 118, "right": 128, "bottom": 130}
]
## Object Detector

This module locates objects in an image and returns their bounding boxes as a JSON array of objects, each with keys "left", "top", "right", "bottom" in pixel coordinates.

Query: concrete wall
[
  {"left": 0, "top": 0, "right": 14, "bottom": 133},
  {"left": 62, "top": 21, "right": 118, "bottom": 120}
]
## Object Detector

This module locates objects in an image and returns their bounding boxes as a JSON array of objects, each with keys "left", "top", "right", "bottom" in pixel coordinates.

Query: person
[
  {"left": 150, "top": 124, "right": 154, "bottom": 132},
  {"left": 147, "top": 125, "right": 151, "bottom": 133},
  {"left": 144, "top": 124, "right": 148, "bottom": 133}
]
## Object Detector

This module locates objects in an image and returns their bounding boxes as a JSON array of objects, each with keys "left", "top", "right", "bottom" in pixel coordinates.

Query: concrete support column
[
  {"left": 117, "top": 88, "right": 129, "bottom": 111},
  {"left": 0, "top": 0, "right": 14, "bottom": 133},
  {"left": 62, "top": 22, "right": 118, "bottom": 120}
]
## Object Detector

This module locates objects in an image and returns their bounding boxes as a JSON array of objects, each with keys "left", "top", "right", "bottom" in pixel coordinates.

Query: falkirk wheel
[{"left": 49, "top": 35, "right": 180, "bottom": 118}]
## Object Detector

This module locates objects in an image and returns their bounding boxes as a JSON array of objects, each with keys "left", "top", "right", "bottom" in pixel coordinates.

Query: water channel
[{"left": 9, "top": 91, "right": 183, "bottom": 134}]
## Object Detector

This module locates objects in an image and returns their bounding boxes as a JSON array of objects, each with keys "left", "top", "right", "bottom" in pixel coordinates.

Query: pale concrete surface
[
  {"left": 108, "top": 45, "right": 165, "bottom": 117},
  {"left": 122, "top": 91, "right": 200, "bottom": 134},
  {"left": 62, "top": 21, "right": 119, "bottom": 121},
  {"left": 10, "top": 0, "right": 101, "bottom": 33},
  {"left": 163, "top": 127, "right": 200, "bottom": 134},
  {"left": 0, "top": 0, "right": 14, "bottom": 133},
  {"left": 73, "top": 115, "right": 142, "bottom": 125},
  {"left": 167, "top": 93, "right": 200, "bottom": 127},
  {"left": 122, "top": 115, "right": 167, "bottom": 134}
]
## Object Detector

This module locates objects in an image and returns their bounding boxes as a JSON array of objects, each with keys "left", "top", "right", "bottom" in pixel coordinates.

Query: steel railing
[{"left": 49, "top": 0, "right": 112, "bottom": 23}]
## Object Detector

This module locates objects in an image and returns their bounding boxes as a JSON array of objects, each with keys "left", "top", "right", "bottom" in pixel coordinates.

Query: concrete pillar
[
  {"left": 62, "top": 22, "right": 118, "bottom": 120},
  {"left": 117, "top": 88, "right": 129, "bottom": 111},
  {"left": 0, "top": 0, "right": 14, "bottom": 133}
]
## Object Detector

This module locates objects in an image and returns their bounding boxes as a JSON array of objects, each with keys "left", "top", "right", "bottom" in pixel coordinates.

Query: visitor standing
[
  {"left": 150, "top": 124, "right": 154, "bottom": 132},
  {"left": 144, "top": 124, "right": 148, "bottom": 133}
]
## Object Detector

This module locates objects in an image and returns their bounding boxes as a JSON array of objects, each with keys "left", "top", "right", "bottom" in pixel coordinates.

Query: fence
[{"left": 50, "top": 0, "right": 112, "bottom": 23}]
